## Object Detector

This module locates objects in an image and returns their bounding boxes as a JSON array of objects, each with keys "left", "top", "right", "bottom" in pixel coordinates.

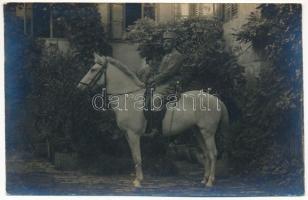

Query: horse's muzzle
[{"left": 77, "top": 83, "right": 87, "bottom": 91}]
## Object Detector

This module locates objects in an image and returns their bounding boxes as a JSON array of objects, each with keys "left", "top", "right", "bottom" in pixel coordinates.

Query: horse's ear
[
  {"left": 94, "top": 52, "right": 107, "bottom": 65},
  {"left": 94, "top": 52, "right": 100, "bottom": 63}
]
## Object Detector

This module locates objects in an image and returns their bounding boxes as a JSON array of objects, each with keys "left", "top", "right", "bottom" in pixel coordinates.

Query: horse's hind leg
[
  {"left": 126, "top": 131, "right": 143, "bottom": 187},
  {"left": 200, "top": 129, "right": 217, "bottom": 187},
  {"left": 195, "top": 132, "right": 210, "bottom": 184}
]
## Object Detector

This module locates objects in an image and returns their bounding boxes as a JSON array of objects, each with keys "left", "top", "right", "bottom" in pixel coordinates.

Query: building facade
[
  {"left": 15, "top": 3, "right": 215, "bottom": 39},
  {"left": 12, "top": 3, "right": 215, "bottom": 71},
  {"left": 97, "top": 3, "right": 215, "bottom": 40},
  {"left": 12, "top": 3, "right": 263, "bottom": 78},
  {"left": 96, "top": 3, "right": 216, "bottom": 70}
]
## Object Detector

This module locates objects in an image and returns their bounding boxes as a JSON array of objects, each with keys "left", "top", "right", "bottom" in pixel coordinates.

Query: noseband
[{"left": 79, "top": 61, "right": 108, "bottom": 89}]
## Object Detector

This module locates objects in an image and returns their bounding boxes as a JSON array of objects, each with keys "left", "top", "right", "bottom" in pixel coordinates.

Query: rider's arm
[
  {"left": 137, "top": 64, "right": 151, "bottom": 83},
  {"left": 154, "top": 54, "right": 184, "bottom": 84}
]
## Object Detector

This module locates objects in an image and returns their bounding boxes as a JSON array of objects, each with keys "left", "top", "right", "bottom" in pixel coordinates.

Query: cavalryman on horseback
[{"left": 138, "top": 31, "right": 186, "bottom": 136}]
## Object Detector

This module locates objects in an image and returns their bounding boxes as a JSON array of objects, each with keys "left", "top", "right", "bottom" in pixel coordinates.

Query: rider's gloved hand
[{"left": 150, "top": 80, "right": 156, "bottom": 88}]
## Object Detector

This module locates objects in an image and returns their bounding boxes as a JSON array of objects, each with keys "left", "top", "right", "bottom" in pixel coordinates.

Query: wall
[
  {"left": 223, "top": 4, "right": 265, "bottom": 81},
  {"left": 178, "top": 3, "right": 190, "bottom": 17},
  {"left": 97, "top": 4, "right": 110, "bottom": 35},
  {"left": 111, "top": 41, "right": 145, "bottom": 73},
  {"left": 97, "top": 3, "right": 144, "bottom": 71},
  {"left": 156, "top": 3, "right": 176, "bottom": 23}
]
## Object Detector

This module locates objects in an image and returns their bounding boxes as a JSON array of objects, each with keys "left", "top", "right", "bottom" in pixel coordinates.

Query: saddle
[{"left": 143, "top": 85, "right": 180, "bottom": 134}]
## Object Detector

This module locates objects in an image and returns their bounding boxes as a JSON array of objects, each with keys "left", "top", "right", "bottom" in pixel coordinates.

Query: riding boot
[{"left": 150, "top": 110, "right": 163, "bottom": 136}]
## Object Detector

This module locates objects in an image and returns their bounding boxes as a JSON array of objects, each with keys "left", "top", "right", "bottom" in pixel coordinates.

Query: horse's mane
[{"left": 106, "top": 56, "right": 145, "bottom": 88}]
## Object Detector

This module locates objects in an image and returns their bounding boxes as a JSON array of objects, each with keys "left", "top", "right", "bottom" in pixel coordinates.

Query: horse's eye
[{"left": 91, "top": 68, "right": 96, "bottom": 72}]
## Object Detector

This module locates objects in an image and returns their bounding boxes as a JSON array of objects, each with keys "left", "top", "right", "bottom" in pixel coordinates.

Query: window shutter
[
  {"left": 231, "top": 4, "right": 238, "bottom": 18},
  {"left": 189, "top": 4, "right": 197, "bottom": 16},
  {"left": 195, "top": 4, "right": 200, "bottom": 16},
  {"left": 224, "top": 3, "right": 238, "bottom": 22}
]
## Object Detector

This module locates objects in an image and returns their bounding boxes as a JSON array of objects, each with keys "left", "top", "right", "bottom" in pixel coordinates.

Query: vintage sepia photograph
[{"left": 3, "top": 1, "right": 304, "bottom": 196}]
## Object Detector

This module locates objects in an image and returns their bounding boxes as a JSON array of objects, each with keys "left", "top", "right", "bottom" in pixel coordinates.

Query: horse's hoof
[
  {"left": 201, "top": 177, "right": 208, "bottom": 184},
  {"left": 133, "top": 179, "right": 142, "bottom": 188},
  {"left": 205, "top": 181, "right": 213, "bottom": 187}
]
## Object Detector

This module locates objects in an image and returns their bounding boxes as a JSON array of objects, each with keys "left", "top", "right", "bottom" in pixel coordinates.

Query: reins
[
  {"left": 78, "top": 62, "right": 106, "bottom": 88},
  {"left": 79, "top": 60, "right": 144, "bottom": 96},
  {"left": 106, "top": 88, "right": 144, "bottom": 96}
]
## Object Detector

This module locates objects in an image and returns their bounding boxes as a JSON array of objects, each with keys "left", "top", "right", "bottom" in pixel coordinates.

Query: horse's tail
[{"left": 217, "top": 101, "right": 230, "bottom": 160}]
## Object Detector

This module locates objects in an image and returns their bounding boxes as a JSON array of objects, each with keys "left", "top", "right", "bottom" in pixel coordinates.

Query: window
[
  {"left": 124, "top": 3, "right": 156, "bottom": 29},
  {"left": 14, "top": 3, "right": 33, "bottom": 35},
  {"left": 30, "top": 3, "right": 66, "bottom": 38},
  {"left": 142, "top": 3, "right": 155, "bottom": 20},
  {"left": 15, "top": 3, "right": 67, "bottom": 38},
  {"left": 125, "top": 3, "right": 142, "bottom": 28},
  {"left": 198, "top": 4, "right": 214, "bottom": 16},
  {"left": 175, "top": 4, "right": 214, "bottom": 19},
  {"left": 175, "top": 4, "right": 190, "bottom": 19},
  {"left": 110, "top": 3, "right": 156, "bottom": 39},
  {"left": 32, "top": 4, "right": 50, "bottom": 37},
  {"left": 223, "top": 4, "right": 238, "bottom": 22},
  {"left": 52, "top": 5, "right": 66, "bottom": 38},
  {"left": 189, "top": 4, "right": 198, "bottom": 16}
]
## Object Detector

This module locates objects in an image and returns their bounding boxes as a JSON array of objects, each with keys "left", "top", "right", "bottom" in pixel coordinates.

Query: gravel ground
[{"left": 6, "top": 152, "right": 304, "bottom": 196}]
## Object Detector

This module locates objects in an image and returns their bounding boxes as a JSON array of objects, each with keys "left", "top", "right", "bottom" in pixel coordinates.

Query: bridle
[
  {"left": 79, "top": 60, "right": 144, "bottom": 96},
  {"left": 78, "top": 61, "right": 107, "bottom": 89}
]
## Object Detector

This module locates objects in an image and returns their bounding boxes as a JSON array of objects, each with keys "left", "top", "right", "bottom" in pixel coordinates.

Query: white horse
[{"left": 77, "top": 54, "right": 229, "bottom": 187}]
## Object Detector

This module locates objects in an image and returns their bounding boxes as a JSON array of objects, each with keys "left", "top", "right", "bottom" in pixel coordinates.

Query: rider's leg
[{"left": 150, "top": 96, "right": 164, "bottom": 136}]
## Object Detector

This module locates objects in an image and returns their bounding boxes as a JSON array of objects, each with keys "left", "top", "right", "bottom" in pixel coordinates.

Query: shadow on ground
[{"left": 6, "top": 151, "right": 304, "bottom": 196}]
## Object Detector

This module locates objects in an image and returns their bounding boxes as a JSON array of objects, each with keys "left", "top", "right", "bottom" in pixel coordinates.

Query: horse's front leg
[
  {"left": 204, "top": 135, "right": 217, "bottom": 187},
  {"left": 126, "top": 130, "right": 143, "bottom": 187}
]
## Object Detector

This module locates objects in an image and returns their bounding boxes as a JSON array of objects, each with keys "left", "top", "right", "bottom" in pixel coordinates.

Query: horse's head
[{"left": 77, "top": 53, "right": 107, "bottom": 91}]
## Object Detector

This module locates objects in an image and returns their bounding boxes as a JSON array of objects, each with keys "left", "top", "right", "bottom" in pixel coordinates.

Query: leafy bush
[
  {"left": 233, "top": 4, "right": 303, "bottom": 173},
  {"left": 58, "top": 4, "right": 112, "bottom": 58},
  {"left": 23, "top": 4, "right": 120, "bottom": 162}
]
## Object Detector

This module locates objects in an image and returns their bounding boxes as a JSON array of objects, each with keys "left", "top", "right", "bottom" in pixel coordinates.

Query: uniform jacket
[
  {"left": 155, "top": 49, "right": 185, "bottom": 85},
  {"left": 136, "top": 49, "right": 185, "bottom": 95}
]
